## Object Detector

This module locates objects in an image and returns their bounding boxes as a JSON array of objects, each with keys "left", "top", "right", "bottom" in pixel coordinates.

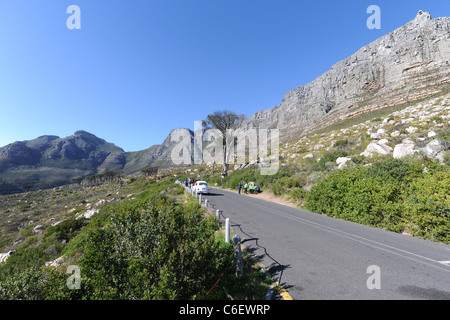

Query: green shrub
[
  {"left": 44, "top": 218, "right": 88, "bottom": 243},
  {"left": 305, "top": 158, "right": 450, "bottom": 243},
  {"left": 333, "top": 139, "right": 349, "bottom": 148},
  {"left": 403, "top": 170, "right": 450, "bottom": 243},
  {"left": 0, "top": 247, "right": 49, "bottom": 281},
  {"left": 272, "top": 176, "right": 306, "bottom": 196},
  {"left": 74, "top": 194, "right": 230, "bottom": 299},
  {"left": 367, "top": 158, "right": 410, "bottom": 183},
  {"left": 0, "top": 267, "right": 45, "bottom": 300}
]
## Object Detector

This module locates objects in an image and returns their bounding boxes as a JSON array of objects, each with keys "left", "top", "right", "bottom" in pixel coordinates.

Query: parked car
[{"left": 193, "top": 181, "right": 211, "bottom": 194}]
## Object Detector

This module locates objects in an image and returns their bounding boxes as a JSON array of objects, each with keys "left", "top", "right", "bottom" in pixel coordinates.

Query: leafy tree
[
  {"left": 141, "top": 165, "right": 159, "bottom": 178},
  {"left": 203, "top": 110, "right": 245, "bottom": 176},
  {"left": 22, "top": 185, "right": 33, "bottom": 192}
]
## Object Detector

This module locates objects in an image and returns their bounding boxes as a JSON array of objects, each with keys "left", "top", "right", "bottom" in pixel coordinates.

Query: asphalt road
[{"left": 202, "top": 187, "right": 450, "bottom": 300}]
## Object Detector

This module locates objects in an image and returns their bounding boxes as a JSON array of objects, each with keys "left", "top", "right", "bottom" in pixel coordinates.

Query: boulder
[
  {"left": 421, "top": 139, "right": 450, "bottom": 160},
  {"left": 45, "top": 256, "right": 65, "bottom": 267},
  {"left": 336, "top": 157, "right": 351, "bottom": 169},
  {"left": 0, "top": 251, "right": 16, "bottom": 264},
  {"left": 370, "top": 132, "right": 381, "bottom": 139},
  {"left": 77, "top": 208, "right": 99, "bottom": 220},
  {"left": 33, "top": 225, "right": 44, "bottom": 233},
  {"left": 406, "top": 126, "right": 418, "bottom": 134},
  {"left": 360, "top": 142, "right": 393, "bottom": 157},
  {"left": 393, "top": 143, "right": 416, "bottom": 159}
]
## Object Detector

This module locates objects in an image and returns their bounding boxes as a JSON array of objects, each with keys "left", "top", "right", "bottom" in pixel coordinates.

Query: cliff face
[{"left": 243, "top": 11, "right": 450, "bottom": 141}]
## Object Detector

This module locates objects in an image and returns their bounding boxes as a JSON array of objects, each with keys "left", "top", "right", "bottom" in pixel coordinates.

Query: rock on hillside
[{"left": 277, "top": 93, "right": 450, "bottom": 168}]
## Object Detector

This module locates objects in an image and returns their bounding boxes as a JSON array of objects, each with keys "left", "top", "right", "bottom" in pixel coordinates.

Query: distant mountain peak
[{"left": 74, "top": 130, "right": 95, "bottom": 136}]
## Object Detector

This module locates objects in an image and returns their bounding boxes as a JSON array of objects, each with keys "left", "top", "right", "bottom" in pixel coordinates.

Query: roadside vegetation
[{"left": 0, "top": 177, "right": 271, "bottom": 300}]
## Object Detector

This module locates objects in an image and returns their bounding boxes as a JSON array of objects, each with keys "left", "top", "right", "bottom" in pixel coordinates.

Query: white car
[{"left": 193, "top": 181, "right": 211, "bottom": 194}]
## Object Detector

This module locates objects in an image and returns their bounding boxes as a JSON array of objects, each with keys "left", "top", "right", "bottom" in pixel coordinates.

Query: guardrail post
[
  {"left": 233, "top": 235, "right": 244, "bottom": 279},
  {"left": 225, "top": 218, "right": 230, "bottom": 243}
]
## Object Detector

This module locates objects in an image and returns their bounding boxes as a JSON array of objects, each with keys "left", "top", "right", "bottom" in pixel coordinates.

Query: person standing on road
[
  {"left": 238, "top": 182, "right": 242, "bottom": 194},
  {"left": 244, "top": 182, "right": 248, "bottom": 194}
]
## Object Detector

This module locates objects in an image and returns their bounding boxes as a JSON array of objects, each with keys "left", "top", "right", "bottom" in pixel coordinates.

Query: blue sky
[{"left": 0, "top": 0, "right": 449, "bottom": 152}]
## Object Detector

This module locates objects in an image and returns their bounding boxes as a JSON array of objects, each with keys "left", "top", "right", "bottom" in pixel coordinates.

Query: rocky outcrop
[
  {"left": 421, "top": 139, "right": 450, "bottom": 162},
  {"left": 242, "top": 11, "right": 450, "bottom": 142},
  {"left": 361, "top": 142, "right": 393, "bottom": 157},
  {"left": 0, "top": 251, "right": 15, "bottom": 264},
  {"left": 393, "top": 142, "right": 416, "bottom": 159}
]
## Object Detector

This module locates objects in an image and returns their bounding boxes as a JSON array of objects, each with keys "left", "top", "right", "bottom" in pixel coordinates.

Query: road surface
[{"left": 202, "top": 187, "right": 450, "bottom": 300}]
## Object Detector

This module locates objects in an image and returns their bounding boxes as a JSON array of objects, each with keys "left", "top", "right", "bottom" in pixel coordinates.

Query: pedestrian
[
  {"left": 238, "top": 182, "right": 242, "bottom": 194},
  {"left": 244, "top": 182, "right": 248, "bottom": 194}
]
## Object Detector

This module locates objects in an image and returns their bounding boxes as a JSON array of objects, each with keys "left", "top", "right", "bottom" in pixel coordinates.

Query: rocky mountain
[
  {"left": 242, "top": 11, "right": 450, "bottom": 142},
  {"left": 0, "top": 131, "right": 126, "bottom": 193},
  {"left": 0, "top": 129, "right": 197, "bottom": 194},
  {"left": 123, "top": 128, "right": 197, "bottom": 173}
]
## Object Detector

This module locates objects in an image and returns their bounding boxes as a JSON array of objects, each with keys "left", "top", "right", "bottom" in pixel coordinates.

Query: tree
[
  {"left": 203, "top": 110, "right": 245, "bottom": 176},
  {"left": 22, "top": 185, "right": 33, "bottom": 192},
  {"left": 142, "top": 165, "right": 159, "bottom": 178}
]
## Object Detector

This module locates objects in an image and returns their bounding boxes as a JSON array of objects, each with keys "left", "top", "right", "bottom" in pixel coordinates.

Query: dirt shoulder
[{"left": 216, "top": 186, "right": 300, "bottom": 209}]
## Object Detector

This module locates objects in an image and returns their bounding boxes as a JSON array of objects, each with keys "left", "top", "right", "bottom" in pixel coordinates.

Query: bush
[
  {"left": 333, "top": 139, "right": 349, "bottom": 148},
  {"left": 0, "top": 268, "right": 45, "bottom": 300},
  {"left": 0, "top": 247, "right": 49, "bottom": 281},
  {"left": 271, "top": 176, "right": 306, "bottom": 196},
  {"left": 44, "top": 218, "right": 88, "bottom": 243},
  {"left": 74, "top": 194, "right": 230, "bottom": 299},
  {"left": 403, "top": 171, "right": 450, "bottom": 243},
  {"left": 305, "top": 158, "right": 450, "bottom": 243}
]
